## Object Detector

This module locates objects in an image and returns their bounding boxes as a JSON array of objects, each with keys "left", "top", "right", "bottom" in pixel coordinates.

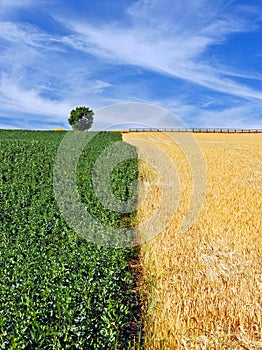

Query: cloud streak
[
  {"left": 0, "top": 0, "right": 261, "bottom": 129},
  {"left": 61, "top": 0, "right": 262, "bottom": 101},
  {"left": 0, "top": 74, "right": 72, "bottom": 121}
]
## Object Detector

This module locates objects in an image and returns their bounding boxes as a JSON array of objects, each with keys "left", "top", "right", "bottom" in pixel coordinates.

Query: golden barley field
[{"left": 123, "top": 132, "right": 262, "bottom": 350}]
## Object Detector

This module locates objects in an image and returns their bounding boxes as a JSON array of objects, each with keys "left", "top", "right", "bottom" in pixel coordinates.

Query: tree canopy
[{"left": 68, "top": 106, "right": 94, "bottom": 131}]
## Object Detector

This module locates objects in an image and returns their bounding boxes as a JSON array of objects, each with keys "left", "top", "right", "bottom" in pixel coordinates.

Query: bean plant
[{"left": 0, "top": 130, "right": 141, "bottom": 349}]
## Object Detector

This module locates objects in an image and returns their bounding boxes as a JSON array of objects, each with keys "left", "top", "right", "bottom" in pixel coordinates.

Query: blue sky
[{"left": 0, "top": 0, "right": 261, "bottom": 130}]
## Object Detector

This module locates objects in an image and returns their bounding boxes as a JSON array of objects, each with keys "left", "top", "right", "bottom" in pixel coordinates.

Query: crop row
[{"left": 0, "top": 130, "right": 141, "bottom": 349}]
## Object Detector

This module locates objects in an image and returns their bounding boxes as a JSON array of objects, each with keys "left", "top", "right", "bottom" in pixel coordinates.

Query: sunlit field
[
  {"left": 124, "top": 132, "right": 262, "bottom": 349},
  {"left": 0, "top": 130, "right": 140, "bottom": 349}
]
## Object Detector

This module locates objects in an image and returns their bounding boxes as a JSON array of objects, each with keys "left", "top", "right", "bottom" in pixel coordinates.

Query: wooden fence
[{"left": 128, "top": 128, "right": 262, "bottom": 133}]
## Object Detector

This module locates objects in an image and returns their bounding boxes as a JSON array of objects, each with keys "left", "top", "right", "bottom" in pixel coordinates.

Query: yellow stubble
[{"left": 123, "top": 132, "right": 262, "bottom": 350}]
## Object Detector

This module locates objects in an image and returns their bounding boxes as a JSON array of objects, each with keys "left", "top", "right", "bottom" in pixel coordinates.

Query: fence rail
[{"left": 128, "top": 128, "right": 262, "bottom": 133}]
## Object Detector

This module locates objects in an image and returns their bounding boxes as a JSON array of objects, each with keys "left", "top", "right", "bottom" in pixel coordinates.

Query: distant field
[{"left": 123, "top": 132, "right": 262, "bottom": 349}]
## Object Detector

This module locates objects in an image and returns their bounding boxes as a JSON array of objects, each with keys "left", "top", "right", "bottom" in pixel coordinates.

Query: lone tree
[{"left": 68, "top": 106, "right": 94, "bottom": 131}]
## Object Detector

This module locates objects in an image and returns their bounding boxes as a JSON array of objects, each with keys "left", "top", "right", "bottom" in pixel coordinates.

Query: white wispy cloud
[
  {"left": 0, "top": 72, "right": 115, "bottom": 129},
  {"left": 135, "top": 96, "right": 262, "bottom": 130},
  {"left": 0, "top": 0, "right": 261, "bottom": 129},
  {"left": 0, "top": 0, "right": 35, "bottom": 11},
  {"left": 0, "top": 0, "right": 53, "bottom": 12},
  {"left": 194, "top": 103, "right": 262, "bottom": 129},
  {"left": 0, "top": 21, "right": 64, "bottom": 51},
  {"left": 0, "top": 121, "right": 24, "bottom": 129},
  {"left": 91, "top": 98, "right": 262, "bottom": 130},
  {"left": 0, "top": 74, "right": 72, "bottom": 119},
  {"left": 59, "top": 0, "right": 262, "bottom": 101},
  {"left": 0, "top": 20, "right": 113, "bottom": 127}
]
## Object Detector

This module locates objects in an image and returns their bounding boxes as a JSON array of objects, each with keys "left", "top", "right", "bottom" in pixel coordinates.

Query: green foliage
[
  {"left": 68, "top": 106, "right": 94, "bottom": 131},
  {"left": 0, "top": 130, "right": 142, "bottom": 349}
]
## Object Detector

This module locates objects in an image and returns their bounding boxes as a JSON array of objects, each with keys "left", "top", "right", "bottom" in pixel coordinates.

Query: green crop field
[{"left": 0, "top": 130, "right": 141, "bottom": 349}]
